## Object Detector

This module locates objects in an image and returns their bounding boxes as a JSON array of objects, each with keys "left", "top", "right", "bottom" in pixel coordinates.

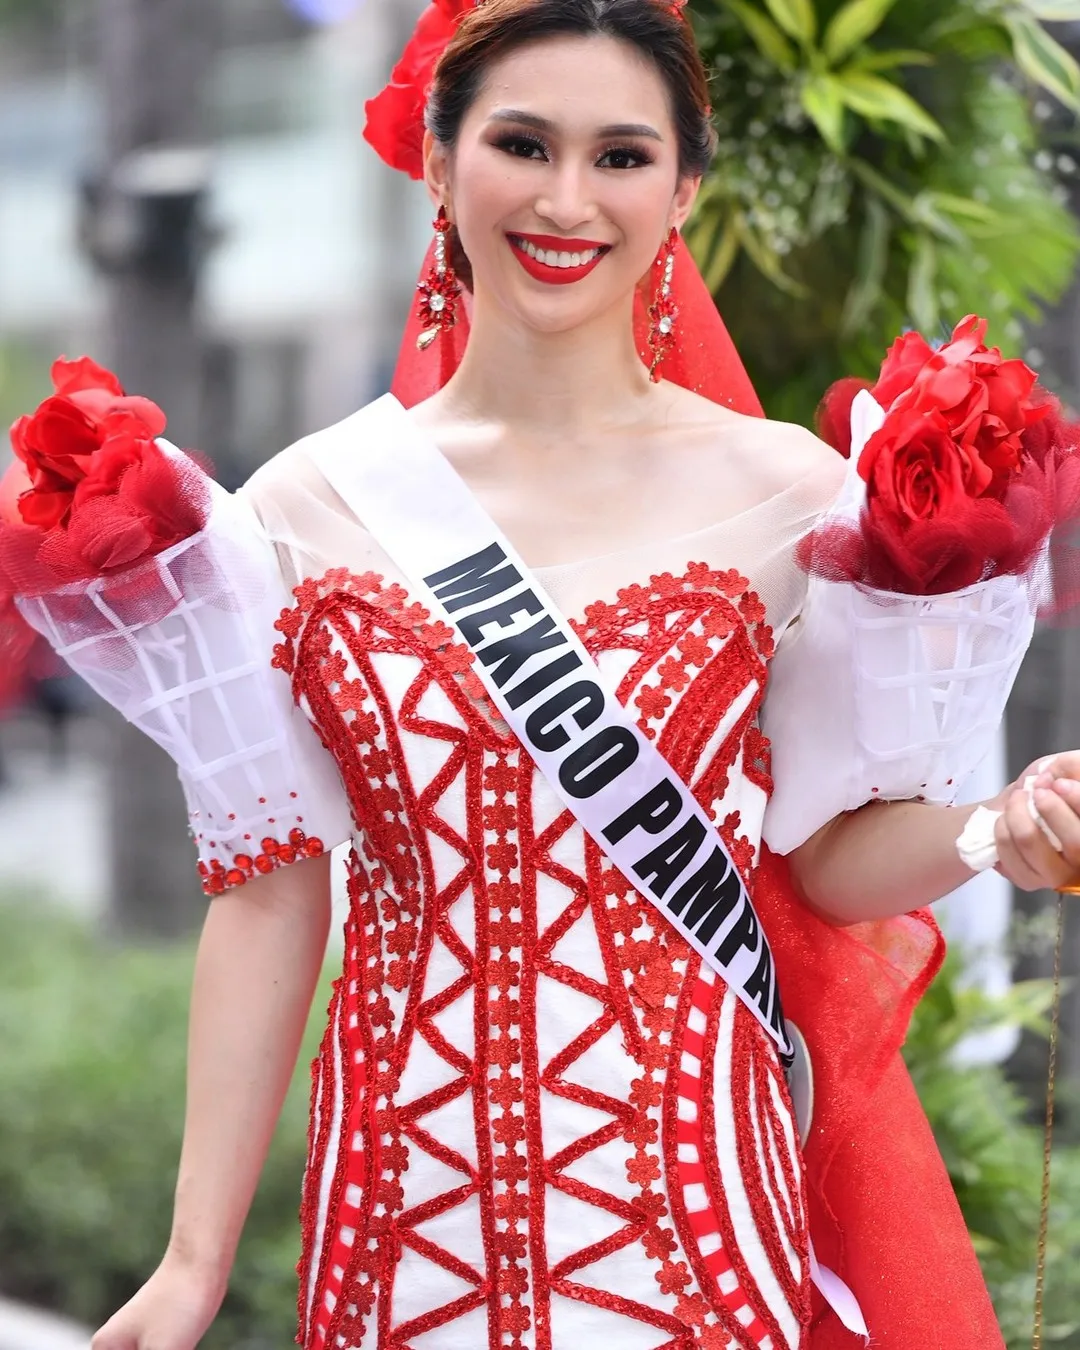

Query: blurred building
[{"left": 0, "top": 0, "right": 429, "bottom": 477}]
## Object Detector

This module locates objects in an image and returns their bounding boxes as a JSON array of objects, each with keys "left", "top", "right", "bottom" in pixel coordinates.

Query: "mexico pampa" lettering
[{"left": 424, "top": 540, "right": 790, "bottom": 1058}]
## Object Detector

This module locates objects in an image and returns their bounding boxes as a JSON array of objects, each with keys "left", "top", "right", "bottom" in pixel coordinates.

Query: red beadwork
[
  {"left": 415, "top": 206, "right": 462, "bottom": 349},
  {"left": 275, "top": 561, "right": 805, "bottom": 1349},
  {"left": 199, "top": 828, "right": 325, "bottom": 896},
  {"left": 647, "top": 228, "right": 680, "bottom": 382}
]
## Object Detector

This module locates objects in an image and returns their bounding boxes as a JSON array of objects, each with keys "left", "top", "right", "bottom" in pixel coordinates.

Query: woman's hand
[
  {"left": 90, "top": 1250, "right": 227, "bottom": 1350},
  {"left": 991, "top": 752, "right": 1080, "bottom": 892}
]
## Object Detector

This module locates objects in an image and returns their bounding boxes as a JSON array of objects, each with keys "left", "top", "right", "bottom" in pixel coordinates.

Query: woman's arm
[
  {"left": 171, "top": 852, "right": 332, "bottom": 1272},
  {"left": 788, "top": 753, "right": 1080, "bottom": 926},
  {"left": 93, "top": 853, "right": 332, "bottom": 1350},
  {"left": 788, "top": 798, "right": 982, "bottom": 925}
]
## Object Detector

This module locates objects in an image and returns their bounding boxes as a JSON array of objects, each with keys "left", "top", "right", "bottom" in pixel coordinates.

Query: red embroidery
[
  {"left": 278, "top": 563, "right": 808, "bottom": 1350},
  {"left": 198, "top": 828, "right": 324, "bottom": 895}
]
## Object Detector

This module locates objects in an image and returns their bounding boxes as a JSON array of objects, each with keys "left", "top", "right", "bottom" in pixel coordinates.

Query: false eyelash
[
  {"left": 597, "top": 143, "right": 656, "bottom": 169},
  {"left": 492, "top": 131, "right": 551, "bottom": 159},
  {"left": 493, "top": 131, "right": 655, "bottom": 170}
]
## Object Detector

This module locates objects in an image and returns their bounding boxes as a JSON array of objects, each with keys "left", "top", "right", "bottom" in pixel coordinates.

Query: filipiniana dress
[
  {"left": 17, "top": 397, "right": 1009, "bottom": 1350},
  {"left": 239, "top": 400, "right": 1000, "bottom": 1350}
]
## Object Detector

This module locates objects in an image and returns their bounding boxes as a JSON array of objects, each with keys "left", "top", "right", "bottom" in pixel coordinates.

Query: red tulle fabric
[
  {"left": 390, "top": 233, "right": 764, "bottom": 416},
  {"left": 753, "top": 848, "right": 1005, "bottom": 1348},
  {"left": 0, "top": 358, "right": 213, "bottom": 706},
  {"left": 0, "top": 451, "right": 209, "bottom": 597}
]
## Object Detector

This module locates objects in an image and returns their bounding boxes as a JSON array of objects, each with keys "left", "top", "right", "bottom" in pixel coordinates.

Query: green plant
[
  {"left": 688, "top": 0, "right": 1080, "bottom": 422},
  {"left": 905, "top": 956, "right": 1080, "bottom": 1346},
  {"left": 0, "top": 895, "right": 329, "bottom": 1348}
]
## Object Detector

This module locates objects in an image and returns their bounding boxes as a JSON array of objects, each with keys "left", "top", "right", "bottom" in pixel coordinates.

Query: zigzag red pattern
[{"left": 273, "top": 563, "right": 810, "bottom": 1350}]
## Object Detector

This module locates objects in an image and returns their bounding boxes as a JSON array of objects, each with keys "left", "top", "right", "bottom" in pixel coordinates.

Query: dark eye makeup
[{"left": 490, "top": 130, "right": 655, "bottom": 170}]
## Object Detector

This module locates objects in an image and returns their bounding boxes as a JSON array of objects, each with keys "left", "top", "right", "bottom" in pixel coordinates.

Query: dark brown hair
[{"left": 427, "top": 0, "right": 715, "bottom": 284}]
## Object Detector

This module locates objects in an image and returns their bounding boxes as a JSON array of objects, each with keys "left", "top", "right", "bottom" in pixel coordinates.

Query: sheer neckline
[{"left": 392, "top": 394, "right": 838, "bottom": 581}]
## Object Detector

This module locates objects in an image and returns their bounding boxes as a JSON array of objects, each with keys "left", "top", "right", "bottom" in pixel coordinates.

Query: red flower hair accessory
[
  {"left": 363, "top": 0, "right": 475, "bottom": 181},
  {"left": 364, "top": 0, "right": 691, "bottom": 181}
]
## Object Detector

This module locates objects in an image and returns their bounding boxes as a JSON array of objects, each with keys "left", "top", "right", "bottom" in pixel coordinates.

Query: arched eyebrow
[{"left": 487, "top": 108, "right": 663, "bottom": 141}]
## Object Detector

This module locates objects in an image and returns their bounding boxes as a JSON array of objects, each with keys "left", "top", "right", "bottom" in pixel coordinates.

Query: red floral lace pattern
[{"left": 277, "top": 563, "right": 809, "bottom": 1350}]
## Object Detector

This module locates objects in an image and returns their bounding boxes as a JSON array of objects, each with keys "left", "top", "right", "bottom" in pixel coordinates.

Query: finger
[
  {"left": 995, "top": 806, "right": 1045, "bottom": 892},
  {"left": 1037, "top": 753, "right": 1080, "bottom": 787},
  {"left": 1011, "top": 786, "right": 1075, "bottom": 888},
  {"left": 91, "top": 1333, "right": 135, "bottom": 1350},
  {"left": 993, "top": 788, "right": 1053, "bottom": 896},
  {"left": 1006, "top": 785, "right": 1064, "bottom": 880},
  {"left": 1039, "top": 778, "right": 1080, "bottom": 873}
]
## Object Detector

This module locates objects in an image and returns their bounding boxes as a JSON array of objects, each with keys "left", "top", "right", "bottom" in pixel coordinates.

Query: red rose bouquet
[
  {"left": 810, "top": 316, "right": 1080, "bottom": 595},
  {"left": 0, "top": 356, "right": 210, "bottom": 596}
]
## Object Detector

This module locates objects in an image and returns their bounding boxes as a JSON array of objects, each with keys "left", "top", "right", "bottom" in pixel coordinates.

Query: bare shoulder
[{"left": 660, "top": 383, "right": 844, "bottom": 497}]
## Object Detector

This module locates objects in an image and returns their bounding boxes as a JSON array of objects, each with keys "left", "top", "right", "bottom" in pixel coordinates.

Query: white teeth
[{"left": 513, "top": 238, "right": 603, "bottom": 268}]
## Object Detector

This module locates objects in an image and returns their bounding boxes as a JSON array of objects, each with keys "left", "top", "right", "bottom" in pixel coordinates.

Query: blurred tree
[
  {"left": 88, "top": 0, "right": 221, "bottom": 938},
  {"left": 687, "top": 0, "right": 1080, "bottom": 422},
  {"left": 0, "top": 0, "right": 63, "bottom": 23}
]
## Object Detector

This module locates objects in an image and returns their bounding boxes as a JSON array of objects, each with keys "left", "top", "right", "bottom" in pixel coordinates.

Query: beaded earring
[
  {"left": 416, "top": 206, "right": 462, "bottom": 351},
  {"left": 647, "top": 228, "right": 679, "bottom": 382}
]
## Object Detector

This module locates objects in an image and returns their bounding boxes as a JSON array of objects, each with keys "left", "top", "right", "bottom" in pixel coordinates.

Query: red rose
[
  {"left": 869, "top": 317, "right": 1048, "bottom": 498},
  {"left": 9, "top": 356, "right": 166, "bottom": 529},
  {"left": 861, "top": 408, "right": 977, "bottom": 524},
  {"left": 873, "top": 330, "right": 936, "bottom": 410},
  {"left": 362, "top": 1, "right": 468, "bottom": 179}
]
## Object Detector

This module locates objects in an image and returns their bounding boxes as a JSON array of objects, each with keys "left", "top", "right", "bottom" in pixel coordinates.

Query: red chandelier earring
[
  {"left": 647, "top": 228, "right": 679, "bottom": 382},
  {"left": 416, "top": 206, "right": 462, "bottom": 351}
]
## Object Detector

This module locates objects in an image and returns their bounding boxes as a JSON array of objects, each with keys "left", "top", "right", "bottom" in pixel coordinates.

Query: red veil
[{"left": 367, "top": 7, "right": 1003, "bottom": 1345}]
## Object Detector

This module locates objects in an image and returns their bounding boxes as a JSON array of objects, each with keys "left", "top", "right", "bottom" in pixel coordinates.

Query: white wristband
[{"left": 956, "top": 761, "right": 1064, "bottom": 873}]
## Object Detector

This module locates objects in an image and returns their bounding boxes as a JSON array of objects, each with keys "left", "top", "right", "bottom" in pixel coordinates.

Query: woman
[{"left": 50, "top": 1, "right": 1080, "bottom": 1347}]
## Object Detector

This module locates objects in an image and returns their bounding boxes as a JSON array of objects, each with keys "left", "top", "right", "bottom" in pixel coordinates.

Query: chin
[{"left": 499, "top": 277, "right": 632, "bottom": 339}]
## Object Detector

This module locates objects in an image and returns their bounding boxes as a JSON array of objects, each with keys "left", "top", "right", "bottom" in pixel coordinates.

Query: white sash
[
  {"left": 311, "top": 394, "right": 869, "bottom": 1341},
  {"left": 314, "top": 395, "right": 791, "bottom": 1060}
]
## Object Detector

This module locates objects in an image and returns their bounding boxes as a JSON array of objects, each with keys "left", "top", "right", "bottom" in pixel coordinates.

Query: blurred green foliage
[
  {"left": 0, "top": 0, "right": 64, "bottom": 25},
  {"left": 4, "top": 896, "right": 1080, "bottom": 1346},
  {"left": 688, "top": 0, "right": 1080, "bottom": 423},
  {"left": 904, "top": 955, "right": 1080, "bottom": 1345},
  {"left": 0, "top": 897, "right": 329, "bottom": 1348}
]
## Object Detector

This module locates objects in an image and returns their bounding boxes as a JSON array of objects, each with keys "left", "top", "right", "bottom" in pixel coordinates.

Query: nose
[{"left": 534, "top": 160, "right": 598, "bottom": 233}]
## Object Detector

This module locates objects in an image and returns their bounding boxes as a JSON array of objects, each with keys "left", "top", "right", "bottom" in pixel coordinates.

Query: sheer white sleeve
[
  {"left": 761, "top": 394, "right": 1036, "bottom": 856},
  {"left": 16, "top": 466, "right": 352, "bottom": 894}
]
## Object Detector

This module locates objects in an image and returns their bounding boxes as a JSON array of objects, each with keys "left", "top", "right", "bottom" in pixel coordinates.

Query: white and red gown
[{"left": 196, "top": 414, "right": 1001, "bottom": 1350}]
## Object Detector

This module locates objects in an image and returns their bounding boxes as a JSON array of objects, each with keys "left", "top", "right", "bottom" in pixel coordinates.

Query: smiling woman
[{"left": 7, "top": 4, "right": 1079, "bottom": 1350}]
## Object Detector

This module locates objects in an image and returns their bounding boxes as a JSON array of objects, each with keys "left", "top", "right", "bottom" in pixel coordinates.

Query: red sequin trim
[{"left": 198, "top": 827, "right": 325, "bottom": 895}]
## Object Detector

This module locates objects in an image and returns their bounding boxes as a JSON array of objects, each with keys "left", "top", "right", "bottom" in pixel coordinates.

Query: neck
[{"left": 438, "top": 287, "right": 655, "bottom": 436}]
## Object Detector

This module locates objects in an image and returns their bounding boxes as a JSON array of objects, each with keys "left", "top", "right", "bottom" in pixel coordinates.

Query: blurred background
[{"left": 2, "top": 0, "right": 1080, "bottom": 1345}]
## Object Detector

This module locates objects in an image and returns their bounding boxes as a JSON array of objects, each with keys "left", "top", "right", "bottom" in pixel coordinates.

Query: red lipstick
[{"left": 507, "top": 233, "right": 611, "bottom": 286}]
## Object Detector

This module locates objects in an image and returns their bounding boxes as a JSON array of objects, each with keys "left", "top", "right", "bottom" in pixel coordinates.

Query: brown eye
[
  {"left": 495, "top": 133, "right": 549, "bottom": 161},
  {"left": 597, "top": 146, "right": 652, "bottom": 170}
]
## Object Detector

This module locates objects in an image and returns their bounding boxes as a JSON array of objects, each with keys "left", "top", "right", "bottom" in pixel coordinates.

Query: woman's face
[{"left": 425, "top": 34, "right": 699, "bottom": 337}]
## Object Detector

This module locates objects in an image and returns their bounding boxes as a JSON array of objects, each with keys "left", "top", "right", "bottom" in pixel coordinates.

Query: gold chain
[{"left": 1033, "top": 891, "right": 1067, "bottom": 1350}]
